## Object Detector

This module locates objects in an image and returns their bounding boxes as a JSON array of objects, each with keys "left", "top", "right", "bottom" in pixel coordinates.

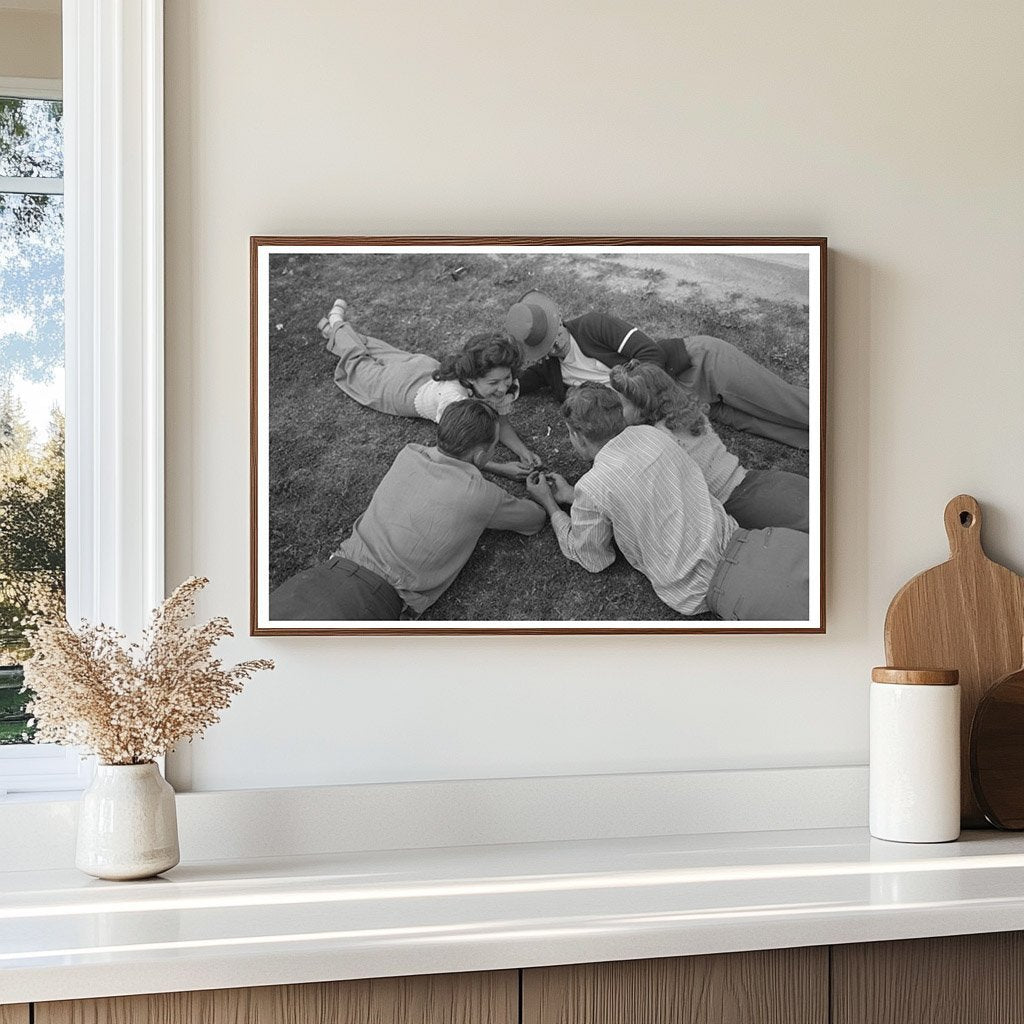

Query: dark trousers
[
  {"left": 676, "top": 336, "right": 810, "bottom": 451},
  {"left": 269, "top": 556, "right": 403, "bottom": 621},
  {"left": 724, "top": 469, "right": 809, "bottom": 532}
]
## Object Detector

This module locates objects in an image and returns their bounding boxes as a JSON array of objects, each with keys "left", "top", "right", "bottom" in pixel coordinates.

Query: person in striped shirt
[
  {"left": 507, "top": 290, "right": 809, "bottom": 450},
  {"left": 608, "top": 359, "right": 808, "bottom": 532},
  {"left": 525, "top": 384, "right": 809, "bottom": 621}
]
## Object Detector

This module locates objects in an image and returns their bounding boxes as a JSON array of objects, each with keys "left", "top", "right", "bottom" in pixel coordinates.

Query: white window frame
[
  {"left": 0, "top": 0, "right": 164, "bottom": 797},
  {"left": 0, "top": 77, "right": 61, "bottom": 101},
  {"left": 0, "top": 76, "right": 64, "bottom": 192}
]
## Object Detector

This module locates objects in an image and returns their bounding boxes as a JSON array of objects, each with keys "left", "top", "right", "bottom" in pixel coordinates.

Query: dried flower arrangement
[{"left": 23, "top": 577, "right": 273, "bottom": 765}]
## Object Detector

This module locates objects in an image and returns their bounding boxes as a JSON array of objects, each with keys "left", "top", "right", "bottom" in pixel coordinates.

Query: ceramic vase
[{"left": 76, "top": 762, "right": 180, "bottom": 880}]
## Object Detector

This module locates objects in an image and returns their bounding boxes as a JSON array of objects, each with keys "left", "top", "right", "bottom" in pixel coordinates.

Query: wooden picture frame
[{"left": 251, "top": 237, "right": 826, "bottom": 635}]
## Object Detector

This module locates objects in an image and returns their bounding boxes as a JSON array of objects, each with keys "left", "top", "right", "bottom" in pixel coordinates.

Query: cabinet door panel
[
  {"left": 0, "top": 1006, "right": 30, "bottom": 1024},
  {"left": 523, "top": 948, "right": 828, "bottom": 1024},
  {"left": 832, "top": 932, "right": 1024, "bottom": 1024},
  {"left": 36, "top": 971, "right": 518, "bottom": 1024}
]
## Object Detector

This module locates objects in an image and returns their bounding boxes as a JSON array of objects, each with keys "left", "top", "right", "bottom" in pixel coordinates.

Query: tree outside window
[{"left": 0, "top": 94, "right": 65, "bottom": 744}]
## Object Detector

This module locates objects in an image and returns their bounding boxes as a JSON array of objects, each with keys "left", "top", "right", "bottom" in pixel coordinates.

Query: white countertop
[{"left": 4, "top": 826, "right": 1024, "bottom": 1004}]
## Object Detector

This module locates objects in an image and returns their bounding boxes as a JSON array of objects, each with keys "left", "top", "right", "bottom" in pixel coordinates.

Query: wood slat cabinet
[
  {"left": 522, "top": 947, "right": 828, "bottom": 1024},
  {"left": 13, "top": 932, "right": 1024, "bottom": 1024},
  {"left": 34, "top": 972, "right": 517, "bottom": 1024},
  {"left": 831, "top": 931, "right": 1024, "bottom": 1024}
]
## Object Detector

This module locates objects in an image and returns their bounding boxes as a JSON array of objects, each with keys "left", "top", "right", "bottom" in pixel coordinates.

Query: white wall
[
  {"left": 163, "top": 0, "right": 1024, "bottom": 792},
  {"left": 0, "top": 7, "right": 61, "bottom": 80}
]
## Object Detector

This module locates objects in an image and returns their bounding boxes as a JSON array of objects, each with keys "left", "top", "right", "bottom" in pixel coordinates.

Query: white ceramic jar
[
  {"left": 870, "top": 667, "right": 961, "bottom": 843},
  {"left": 76, "top": 762, "right": 180, "bottom": 880}
]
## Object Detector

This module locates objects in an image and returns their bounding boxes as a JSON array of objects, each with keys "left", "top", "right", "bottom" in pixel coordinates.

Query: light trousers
[
  {"left": 326, "top": 323, "right": 437, "bottom": 418},
  {"left": 706, "top": 526, "right": 810, "bottom": 621}
]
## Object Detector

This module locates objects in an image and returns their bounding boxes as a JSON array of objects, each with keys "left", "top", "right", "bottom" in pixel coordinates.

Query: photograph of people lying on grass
[{"left": 251, "top": 241, "right": 824, "bottom": 633}]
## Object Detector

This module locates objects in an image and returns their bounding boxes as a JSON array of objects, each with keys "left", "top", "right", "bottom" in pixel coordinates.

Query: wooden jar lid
[{"left": 871, "top": 667, "right": 960, "bottom": 686}]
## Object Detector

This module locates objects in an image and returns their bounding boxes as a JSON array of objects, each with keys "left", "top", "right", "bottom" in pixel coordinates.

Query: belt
[
  {"left": 329, "top": 555, "right": 396, "bottom": 592},
  {"left": 706, "top": 528, "right": 750, "bottom": 596}
]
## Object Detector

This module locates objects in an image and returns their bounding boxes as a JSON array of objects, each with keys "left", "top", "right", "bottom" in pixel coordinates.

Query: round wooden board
[
  {"left": 970, "top": 663, "right": 1024, "bottom": 829},
  {"left": 884, "top": 495, "right": 1024, "bottom": 827}
]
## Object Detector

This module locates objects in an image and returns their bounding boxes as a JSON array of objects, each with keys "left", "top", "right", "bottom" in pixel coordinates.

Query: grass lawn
[{"left": 267, "top": 253, "right": 811, "bottom": 622}]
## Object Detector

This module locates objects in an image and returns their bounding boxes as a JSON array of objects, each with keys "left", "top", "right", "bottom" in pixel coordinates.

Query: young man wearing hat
[
  {"left": 524, "top": 383, "right": 809, "bottom": 621},
  {"left": 507, "top": 290, "right": 809, "bottom": 450}
]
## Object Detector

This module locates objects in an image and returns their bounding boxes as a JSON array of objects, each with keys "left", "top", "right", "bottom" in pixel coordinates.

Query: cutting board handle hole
[{"left": 960, "top": 511, "right": 974, "bottom": 527}]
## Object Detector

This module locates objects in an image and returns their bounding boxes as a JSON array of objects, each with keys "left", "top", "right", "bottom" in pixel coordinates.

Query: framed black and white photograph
[{"left": 251, "top": 237, "right": 826, "bottom": 635}]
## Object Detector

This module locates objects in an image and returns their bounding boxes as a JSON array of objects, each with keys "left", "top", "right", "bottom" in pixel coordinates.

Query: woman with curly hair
[
  {"left": 320, "top": 299, "right": 541, "bottom": 479},
  {"left": 608, "top": 360, "right": 808, "bottom": 532}
]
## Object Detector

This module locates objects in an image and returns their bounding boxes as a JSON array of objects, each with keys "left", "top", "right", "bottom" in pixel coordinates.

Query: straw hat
[{"left": 505, "top": 290, "right": 561, "bottom": 362}]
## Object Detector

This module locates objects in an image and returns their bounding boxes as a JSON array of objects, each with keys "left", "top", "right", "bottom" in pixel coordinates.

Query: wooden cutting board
[{"left": 884, "top": 494, "right": 1024, "bottom": 827}]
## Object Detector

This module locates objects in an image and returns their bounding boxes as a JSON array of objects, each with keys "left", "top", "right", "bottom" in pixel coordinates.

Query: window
[
  {"left": 0, "top": 89, "right": 65, "bottom": 721},
  {"left": 0, "top": 5, "right": 166, "bottom": 798},
  {"left": 0, "top": 79, "right": 81, "bottom": 794}
]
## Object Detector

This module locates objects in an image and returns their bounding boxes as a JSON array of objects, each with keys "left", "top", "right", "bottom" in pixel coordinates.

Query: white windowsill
[
  {"left": 0, "top": 746, "right": 95, "bottom": 798},
  {"left": 0, "top": 789, "right": 85, "bottom": 804},
  {"left": 1, "top": 765, "right": 869, "bottom": 867}
]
